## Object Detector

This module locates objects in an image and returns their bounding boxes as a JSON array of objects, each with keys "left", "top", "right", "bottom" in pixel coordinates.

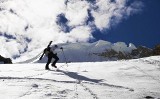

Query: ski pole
[{"left": 61, "top": 47, "right": 68, "bottom": 67}]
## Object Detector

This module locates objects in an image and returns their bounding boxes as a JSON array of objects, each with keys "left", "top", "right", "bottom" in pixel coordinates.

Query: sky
[
  {"left": 93, "top": 0, "right": 160, "bottom": 48},
  {"left": 0, "top": 0, "right": 159, "bottom": 58}
]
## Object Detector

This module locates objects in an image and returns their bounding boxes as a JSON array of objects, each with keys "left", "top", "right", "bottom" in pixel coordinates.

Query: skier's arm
[
  {"left": 60, "top": 47, "right": 63, "bottom": 49},
  {"left": 55, "top": 45, "right": 63, "bottom": 50}
]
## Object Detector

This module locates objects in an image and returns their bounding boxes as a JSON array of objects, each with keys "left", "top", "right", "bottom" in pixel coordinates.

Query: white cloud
[
  {"left": 0, "top": 0, "right": 144, "bottom": 59},
  {"left": 92, "top": 0, "right": 143, "bottom": 30},
  {"left": 65, "top": 0, "right": 89, "bottom": 26},
  {"left": 67, "top": 26, "right": 92, "bottom": 42}
]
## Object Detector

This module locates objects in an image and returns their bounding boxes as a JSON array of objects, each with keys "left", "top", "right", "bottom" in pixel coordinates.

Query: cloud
[
  {"left": 67, "top": 26, "right": 92, "bottom": 42},
  {"left": 65, "top": 0, "right": 89, "bottom": 26},
  {"left": 91, "top": 0, "right": 144, "bottom": 30},
  {"left": 0, "top": 0, "right": 144, "bottom": 59}
]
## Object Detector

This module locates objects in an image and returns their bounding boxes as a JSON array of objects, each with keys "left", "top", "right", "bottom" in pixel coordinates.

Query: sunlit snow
[{"left": 0, "top": 56, "right": 160, "bottom": 99}]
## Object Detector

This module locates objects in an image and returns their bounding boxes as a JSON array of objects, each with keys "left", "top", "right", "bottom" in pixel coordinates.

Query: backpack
[{"left": 44, "top": 47, "right": 51, "bottom": 56}]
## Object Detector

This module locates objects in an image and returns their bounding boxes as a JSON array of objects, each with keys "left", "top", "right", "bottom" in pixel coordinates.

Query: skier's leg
[
  {"left": 45, "top": 56, "right": 52, "bottom": 69},
  {"left": 52, "top": 54, "right": 59, "bottom": 67}
]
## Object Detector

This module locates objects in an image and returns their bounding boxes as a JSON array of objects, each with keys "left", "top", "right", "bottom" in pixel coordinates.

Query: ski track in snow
[
  {"left": 0, "top": 69, "right": 132, "bottom": 99},
  {"left": 0, "top": 65, "right": 101, "bottom": 99},
  {"left": 133, "top": 57, "right": 160, "bottom": 68},
  {"left": 0, "top": 57, "right": 160, "bottom": 99}
]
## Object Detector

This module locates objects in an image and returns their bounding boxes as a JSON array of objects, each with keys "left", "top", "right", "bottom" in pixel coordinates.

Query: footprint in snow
[
  {"left": 144, "top": 96, "right": 159, "bottom": 99},
  {"left": 32, "top": 84, "right": 38, "bottom": 88}
]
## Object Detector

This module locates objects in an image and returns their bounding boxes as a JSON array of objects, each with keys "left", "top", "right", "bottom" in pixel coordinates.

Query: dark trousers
[{"left": 45, "top": 52, "right": 59, "bottom": 69}]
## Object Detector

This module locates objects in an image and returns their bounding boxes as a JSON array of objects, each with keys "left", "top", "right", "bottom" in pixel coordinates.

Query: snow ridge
[{"left": 36, "top": 40, "right": 136, "bottom": 63}]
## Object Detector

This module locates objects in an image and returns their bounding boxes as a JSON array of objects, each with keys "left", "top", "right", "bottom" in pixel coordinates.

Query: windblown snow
[{"left": 0, "top": 56, "right": 160, "bottom": 99}]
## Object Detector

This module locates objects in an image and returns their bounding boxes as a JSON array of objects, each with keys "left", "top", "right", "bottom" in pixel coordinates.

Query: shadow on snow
[
  {"left": 0, "top": 69, "right": 133, "bottom": 91},
  {"left": 56, "top": 69, "right": 102, "bottom": 83}
]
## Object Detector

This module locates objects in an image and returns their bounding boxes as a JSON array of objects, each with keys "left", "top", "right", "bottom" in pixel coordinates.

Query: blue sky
[{"left": 92, "top": 0, "right": 160, "bottom": 48}]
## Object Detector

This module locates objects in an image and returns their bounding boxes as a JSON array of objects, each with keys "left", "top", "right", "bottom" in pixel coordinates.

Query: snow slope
[{"left": 0, "top": 56, "right": 160, "bottom": 99}]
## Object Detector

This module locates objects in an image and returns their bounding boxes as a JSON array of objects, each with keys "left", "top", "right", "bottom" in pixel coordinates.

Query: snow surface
[{"left": 0, "top": 56, "right": 160, "bottom": 99}]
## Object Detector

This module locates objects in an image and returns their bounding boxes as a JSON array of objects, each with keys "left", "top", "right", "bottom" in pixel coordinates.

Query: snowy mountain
[
  {"left": 1, "top": 39, "right": 157, "bottom": 64},
  {"left": 11, "top": 40, "right": 136, "bottom": 63},
  {"left": 49, "top": 40, "right": 137, "bottom": 62},
  {"left": 0, "top": 56, "right": 160, "bottom": 99}
]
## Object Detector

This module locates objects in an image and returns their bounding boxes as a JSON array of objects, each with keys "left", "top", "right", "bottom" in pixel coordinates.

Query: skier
[{"left": 41, "top": 45, "right": 62, "bottom": 70}]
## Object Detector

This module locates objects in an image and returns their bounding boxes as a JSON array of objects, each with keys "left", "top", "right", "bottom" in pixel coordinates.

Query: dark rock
[
  {"left": 131, "top": 46, "right": 153, "bottom": 58},
  {"left": 153, "top": 44, "right": 160, "bottom": 55},
  {"left": 0, "top": 55, "right": 12, "bottom": 64},
  {"left": 97, "top": 45, "right": 157, "bottom": 60}
]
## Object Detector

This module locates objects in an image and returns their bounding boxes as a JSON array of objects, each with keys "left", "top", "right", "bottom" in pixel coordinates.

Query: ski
[{"left": 39, "top": 41, "right": 52, "bottom": 60}]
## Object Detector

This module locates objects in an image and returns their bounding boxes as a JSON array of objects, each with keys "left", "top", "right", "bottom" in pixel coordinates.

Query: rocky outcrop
[
  {"left": 131, "top": 46, "right": 153, "bottom": 58},
  {"left": 100, "top": 51, "right": 131, "bottom": 60},
  {"left": 153, "top": 44, "right": 160, "bottom": 55},
  {"left": 0, "top": 55, "right": 12, "bottom": 64},
  {"left": 97, "top": 49, "right": 132, "bottom": 60},
  {"left": 98, "top": 45, "right": 158, "bottom": 60}
]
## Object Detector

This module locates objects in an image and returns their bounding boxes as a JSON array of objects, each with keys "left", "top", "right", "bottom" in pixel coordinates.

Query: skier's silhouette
[{"left": 40, "top": 45, "right": 63, "bottom": 70}]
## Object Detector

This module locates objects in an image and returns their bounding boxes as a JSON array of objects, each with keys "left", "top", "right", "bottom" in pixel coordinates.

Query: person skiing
[{"left": 41, "top": 44, "right": 62, "bottom": 70}]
